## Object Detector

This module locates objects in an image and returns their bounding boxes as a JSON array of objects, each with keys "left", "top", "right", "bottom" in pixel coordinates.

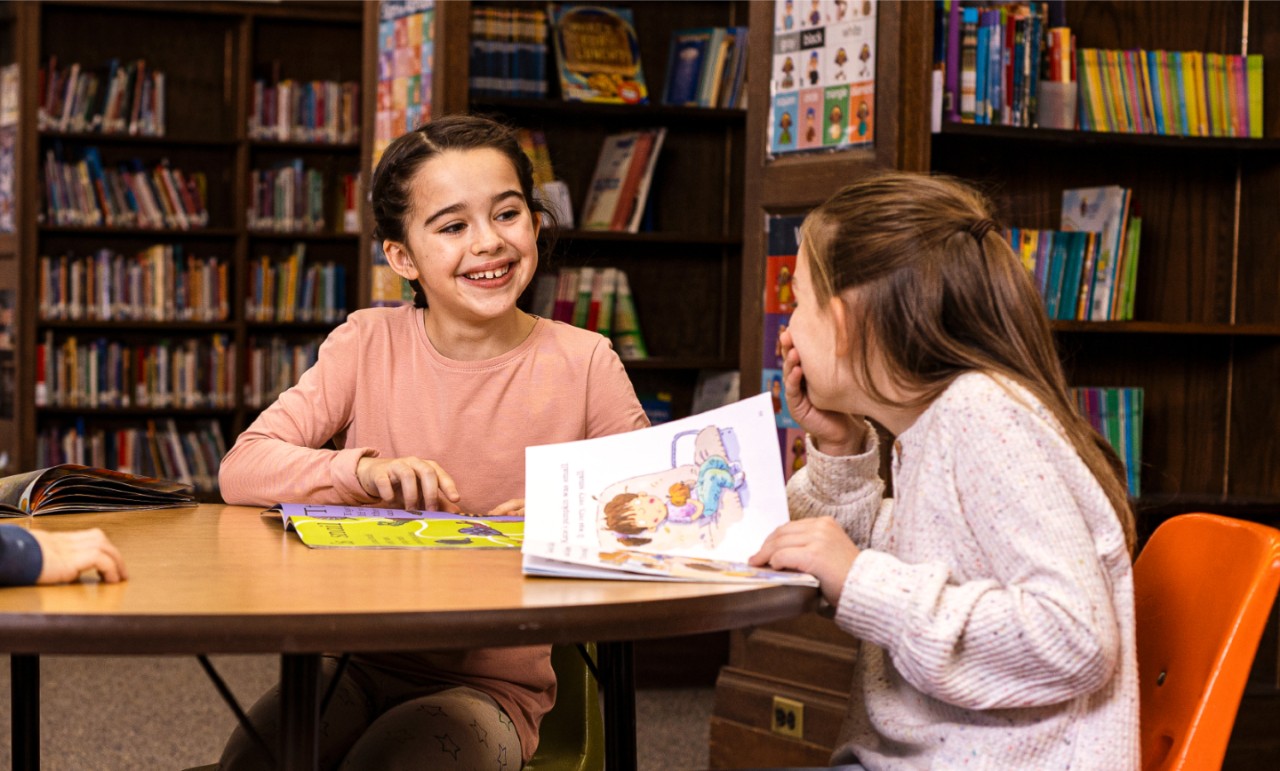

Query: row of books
[
  {"left": 1077, "top": 48, "right": 1263, "bottom": 138},
  {"left": 38, "top": 57, "right": 165, "bottom": 136},
  {"left": 1072, "top": 386, "right": 1144, "bottom": 496},
  {"left": 35, "top": 332, "right": 236, "bottom": 410},
  {"left": 244, "top": 246, "right": 349, "bottom": 324},
  {"left": 248, "top": 78, "right": 361, "bottom": 144},
  {"left": 1013, "top": 185, "right": 1139, "bottom": 322},
  {"left": 580, "top": 128, "right": 665, "bottom": 233},
  {"left": 530, "top": 266, "right": 647, "bottom": 360},
  {"left": 939, "top": 1, "right": 1049, "bottom": 127},
  {"left": 38, "top": 246, "right": 230, "bottom": 322},
  {"left": 515, "top": 127, "right": 573, "bottom": 228},
  {"left": 468, "top": 6, "right": 550, "bottom": 99},
  {"left": 43, "top": 146, "right": 209, "bottom": 230},
  {"left": 35, "top": 418, "right": 227, "bottom": 494},
  {"left": 244, "top": 335, "right": 322, "bottom": 409},
  {"left": 662, "top": 26, "right": 749, "bottom": 109},
  {"left": 247, "top": 161, "right": 328, "bottom": 234}
]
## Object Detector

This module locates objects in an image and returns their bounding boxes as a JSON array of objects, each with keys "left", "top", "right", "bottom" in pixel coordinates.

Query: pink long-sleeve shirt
[
  {"left": 219, "top": 305, "right": 649, "bottom": 760},
  {"left": 790, "top": 372, "right": 1139, "bottom": 770}
]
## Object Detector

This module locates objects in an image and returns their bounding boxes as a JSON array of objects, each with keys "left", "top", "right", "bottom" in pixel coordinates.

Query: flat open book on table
[
  {"left": 268, "top": 504, "right": 524, "bottom": 549},
  {"left": 522, "top": 392, "right": 818, "bottom": 585},
  {"left": 0, "top": 464, "right": 195, "bottom": 516}
]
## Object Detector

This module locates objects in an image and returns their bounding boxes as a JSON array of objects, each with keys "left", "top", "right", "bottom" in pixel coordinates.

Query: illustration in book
[
  {"left": 522, "top": 392, "right": 817, "bottom": 585},
  {"left": 268, "top": 503, "right": 523, "bottom": 549}
]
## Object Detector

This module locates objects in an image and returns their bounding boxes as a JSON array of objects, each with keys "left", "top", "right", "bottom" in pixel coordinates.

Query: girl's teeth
[{"left": 467, "top": 266, "right": 509, "bottom": 280}]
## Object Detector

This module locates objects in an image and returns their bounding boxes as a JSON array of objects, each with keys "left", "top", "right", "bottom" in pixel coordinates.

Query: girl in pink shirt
[
  {"left": 751, "top": 172, "right": 1139, "bottom": 770},
  {"left": 218, "top": 115, "right": 648, "bottom": 770}
]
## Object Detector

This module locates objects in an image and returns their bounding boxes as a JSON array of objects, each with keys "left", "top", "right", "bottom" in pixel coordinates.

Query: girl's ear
[
  {"left": 383, "top": 240, "right": 419, "bottom": 282},
  {"left": 828, "top": 294, "right": 852, "bottom": 358}
]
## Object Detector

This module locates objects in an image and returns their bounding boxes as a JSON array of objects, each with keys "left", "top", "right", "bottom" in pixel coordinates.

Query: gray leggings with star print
[{"left": 219, "top": 656, "right": 523, "bottom": 770}]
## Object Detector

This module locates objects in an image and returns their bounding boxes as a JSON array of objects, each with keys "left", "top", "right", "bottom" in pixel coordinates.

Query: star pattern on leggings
[
  {"left": 470, "top": 719, "right": 489, "bottom": 746},
  {"left": 418, "top": 704, "right": 447, "bottom": 718},
  {"left": 497, "top": 711, "right": 514, "bottom": 730},
  {"left": 497, "top": 744, "right": 509, "bottom": 769},
  {"left": 435, "top": 732, "right": 461, "bottom": 760}
]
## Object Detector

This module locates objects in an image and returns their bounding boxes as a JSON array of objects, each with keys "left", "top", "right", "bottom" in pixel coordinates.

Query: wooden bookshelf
[
  {"left": 4, "top": 1, "right": 367, "bottom": 496},
  {"left": 716, "top": 2, "right": 1280, "bottom": 769}
]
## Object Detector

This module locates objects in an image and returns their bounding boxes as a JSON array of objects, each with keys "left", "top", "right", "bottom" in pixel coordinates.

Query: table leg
[
  {"left": 279, "top": 653, "right": 321, "bottom": 771},
  {"left": 598, "top": 641, "right": 637, "bottom": 771},
  {"left": 11, "top": 654, "right": 38, "bottom": 771}
]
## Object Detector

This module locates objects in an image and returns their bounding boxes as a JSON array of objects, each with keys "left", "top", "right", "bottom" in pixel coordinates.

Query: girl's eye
[
  {"left": 496, "top": 209, "right": 520, "bottom": 222},
  {"left": 439, "top": 222, "right": 465, "bottom": 234}
]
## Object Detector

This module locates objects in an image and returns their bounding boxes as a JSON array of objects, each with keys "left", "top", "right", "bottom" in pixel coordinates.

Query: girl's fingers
[{"left": 426, "top": 460, "right": 462, "bottom": 502}]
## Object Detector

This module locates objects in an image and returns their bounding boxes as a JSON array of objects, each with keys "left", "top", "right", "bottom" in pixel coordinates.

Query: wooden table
[{"left": 0, "top": 504, "right": 817, "bottom": 770}]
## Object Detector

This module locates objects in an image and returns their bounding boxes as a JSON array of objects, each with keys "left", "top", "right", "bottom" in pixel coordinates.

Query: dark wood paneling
[{"left": 1229, "top": 338, "right": 1280, "bottom": 496}]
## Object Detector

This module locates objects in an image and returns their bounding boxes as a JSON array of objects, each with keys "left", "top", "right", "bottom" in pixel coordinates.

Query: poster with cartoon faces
[{"left": 768, "top": 0, "right": 876, "bottom": 157}]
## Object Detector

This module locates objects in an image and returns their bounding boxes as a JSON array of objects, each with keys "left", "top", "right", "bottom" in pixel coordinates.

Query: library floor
[{"left": 0, "top": 654, "right": 715, "bottom": 770}]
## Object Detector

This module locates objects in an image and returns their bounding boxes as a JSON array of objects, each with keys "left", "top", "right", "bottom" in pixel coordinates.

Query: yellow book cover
[
  {"left": 1247, "top": 54, "right": 1264, "bottom": 138},
  {"left": 1186, "top": 51, "right": 1206, "bottom": 136},
  {"left": 270, "top": 504, "right": 524, "bottom": 549},
  {"left": 1084, "top": 50, "right": 1111, "bottom": 132},
  {"left": 1102, "top": 50, "right": 1130, "bottom": 132}
]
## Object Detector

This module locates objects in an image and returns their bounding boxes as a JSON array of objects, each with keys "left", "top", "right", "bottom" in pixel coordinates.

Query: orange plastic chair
[{"left": 1135, "top": 513, "right": 1280, "bottom": 771}]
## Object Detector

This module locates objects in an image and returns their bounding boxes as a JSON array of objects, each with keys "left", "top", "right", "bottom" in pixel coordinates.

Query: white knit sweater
[{"left": 789, "top": 372, "right": 1139, "bottom": 770}]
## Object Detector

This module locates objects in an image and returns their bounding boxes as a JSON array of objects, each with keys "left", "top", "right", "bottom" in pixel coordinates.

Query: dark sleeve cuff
[{"left": 0, "top": 526, "right": 43, "bottom": 586}]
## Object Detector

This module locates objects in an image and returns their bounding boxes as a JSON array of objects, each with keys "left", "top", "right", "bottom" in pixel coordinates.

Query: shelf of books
[
  {"left": 11, "top": 1, "right": 365, "bottom": 498},
  {"left": 929, "top": 1, "right": 1280, "bottom": 515}
]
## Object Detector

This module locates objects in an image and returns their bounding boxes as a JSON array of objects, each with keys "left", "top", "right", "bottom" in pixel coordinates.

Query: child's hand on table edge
[
  {"left": 30, "top": 528, "right": 128, "bottom": 585},
  {"left": 749, "top": 517, "right": 859, "bottom": 605}
]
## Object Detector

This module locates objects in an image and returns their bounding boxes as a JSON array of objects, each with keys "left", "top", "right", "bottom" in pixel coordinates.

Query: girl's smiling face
[{"left": 384, "top": 147, "right": 540, "bottom": 327}]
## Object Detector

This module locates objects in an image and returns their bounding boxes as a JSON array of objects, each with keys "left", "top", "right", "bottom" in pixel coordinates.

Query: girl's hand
[
  {"left": 30, "top": 528, "right": 127, "bottom": 585},
  {"left": 487, "top": 498, "right": 525, "bottom": 517},
  {"left": 356, "top": 456, "right": 463, "bottom": 512},
  {"left": 779, "top": 327, "right": 863, "bottom": 455},
  {"left": 749, "top": 517, "right": 860, "bottom": 606}
]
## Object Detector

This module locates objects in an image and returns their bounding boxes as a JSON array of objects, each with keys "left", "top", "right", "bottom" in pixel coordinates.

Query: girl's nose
[{"left": 471, "top": 224, "right": 504, "bottom": 255}]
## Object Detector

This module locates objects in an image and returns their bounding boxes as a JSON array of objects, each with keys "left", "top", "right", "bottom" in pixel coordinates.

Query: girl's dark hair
[
  {"left": 801, "top": 170, "right": 1137, "bottom": 557},
  {"left": 370, "top": 114, "right": 557, "bottom": 308}
]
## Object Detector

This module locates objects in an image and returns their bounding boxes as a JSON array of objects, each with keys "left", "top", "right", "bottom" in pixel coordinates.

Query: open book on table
[
  {"left": 267, "top": 504, "right": 524, "bottom": 549},
  {"left": 522, "top": 392, "right": 818, "bottom": 586},
  {"left": 0, "top": 464, "right": 195, "bottom": 516}
]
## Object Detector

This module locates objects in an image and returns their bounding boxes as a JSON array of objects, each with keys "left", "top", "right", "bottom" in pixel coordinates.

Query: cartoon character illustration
[
  {"left": 597, "top": 425, "right": 747, "bottom": 550},
  {"left": 597, "top": 549, "right": 776, "bottom": 581},
  {"left": 808, "top": 50, "right": 821, "bottom": 86},
  {"left": 833, "top": 47, "right": 849, "bottom": 80},
  {"left": 857, "top": 99, "right": 870, "bottom": 137},
  {"left": 864, "top": 0, "right": 873, "bottom": 16},
  {"left": 775, "top": 323, "right": 788, "bottom": 368},
  {"left": 779, "top": 110, "right": 794, "bottom": 144},
  {"left": 829, "top": 104, "right": 845, "bottom": 142},
  {"left": 783, "top": 0, "right": 795, "bottom": 30},
  {"left": 780, "top": 56, "right": 796, "bottom": 89},
  {"left": 791, "top": 435, "right": 808, "bottom": 473},
  {"left": 834, "top": 0, "right": 849, "bottom": 21},
  {"left": 769, "top": 373, "right": 784, "bottom": 414},
  {"left": 809, "top": 0, "right": 822, "bottom": 26},
  {"left": 776, "top": 264, "right": 793, "bottom": 306},
  {"left": 859, "top": 43, "right": 873, "bottom": 77},
  {"left": 805, "top": 106, "right": 818, "bottom": 143}
]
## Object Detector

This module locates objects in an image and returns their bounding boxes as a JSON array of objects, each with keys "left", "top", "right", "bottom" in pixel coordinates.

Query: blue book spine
[{"left": 975, "top": 22, "right": 990, "bottom": 124}]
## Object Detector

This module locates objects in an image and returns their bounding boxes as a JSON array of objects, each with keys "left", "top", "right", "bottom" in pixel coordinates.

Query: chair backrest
[
  {"left": 525, "top": 643, "right": 604, "bottom": 771},
  {"left": 1135, "top": 513, "right": 1280, "bottom": 771}
]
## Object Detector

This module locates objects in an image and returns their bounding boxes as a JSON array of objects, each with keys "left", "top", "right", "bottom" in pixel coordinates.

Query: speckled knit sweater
[{"left": 788, "top": 372, "right": 1139, "bottom": 770}]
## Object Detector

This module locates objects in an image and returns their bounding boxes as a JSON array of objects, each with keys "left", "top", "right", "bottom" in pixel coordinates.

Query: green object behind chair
[{"left": 526, "top": 644, "right": 605, "bottom": 771}]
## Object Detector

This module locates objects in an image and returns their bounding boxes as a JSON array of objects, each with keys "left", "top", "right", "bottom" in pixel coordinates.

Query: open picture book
[
  {"left": 267, "top": 504, "right": 524, "bottom": 549},
  {"left": 522, "top": 392, "right": 818, "bottom": 585},
  {"left": 0, "top": 464, "right": 195, "bottom": 516}
]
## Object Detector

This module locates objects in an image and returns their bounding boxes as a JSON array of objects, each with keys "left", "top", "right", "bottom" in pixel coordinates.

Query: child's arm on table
[{"left": 0, "top": 525, "right": 127, "bottom": 586}]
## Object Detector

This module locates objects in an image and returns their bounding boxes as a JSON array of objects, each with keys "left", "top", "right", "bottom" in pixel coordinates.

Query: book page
[
  {"left": 524, "top": 392, "right": 800, "bottom": 581},
  {"left": 270, "top": 504, "right": 524, "bottom": 549}
]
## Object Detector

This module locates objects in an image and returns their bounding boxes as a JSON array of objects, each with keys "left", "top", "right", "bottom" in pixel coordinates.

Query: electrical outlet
[{"left": 771, "top": 695, "right": 804, "bottom": 739}]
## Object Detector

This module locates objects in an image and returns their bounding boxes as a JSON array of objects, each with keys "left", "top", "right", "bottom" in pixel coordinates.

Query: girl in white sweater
[{"left": 751, "top": 172, "right": 1140, "bottom": 770}]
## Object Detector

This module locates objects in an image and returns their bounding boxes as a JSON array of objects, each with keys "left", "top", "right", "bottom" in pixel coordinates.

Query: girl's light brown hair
[{"left": 801, "top": 171, "right": 1136, "bottom": 557}]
